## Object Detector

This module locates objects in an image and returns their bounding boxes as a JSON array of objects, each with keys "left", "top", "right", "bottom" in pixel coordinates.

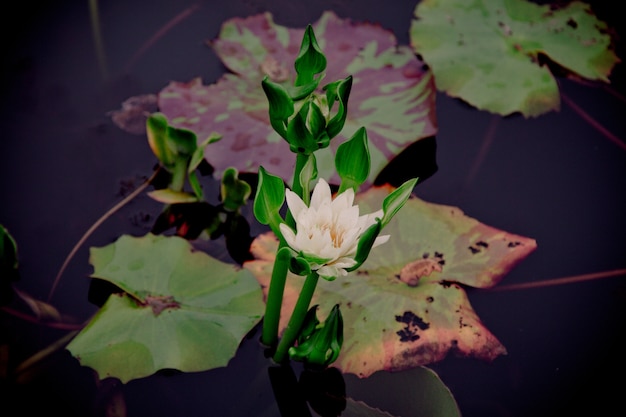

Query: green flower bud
[{"left": 289, "top": 304, "right": 343, "bottom": 367}]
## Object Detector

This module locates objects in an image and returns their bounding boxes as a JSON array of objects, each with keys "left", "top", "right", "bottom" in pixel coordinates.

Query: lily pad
[
  {"left": 244, "top": 185, "right": 536, "bottom": 377},
  {"left": 158, "top": 11, "right": 437, "bottom": 186},
  {"left": 67, "top": 234, "right": 264, "bottom": 383},
  {"left": 409, "top": 0, "right": 620, "bottom": 117}
]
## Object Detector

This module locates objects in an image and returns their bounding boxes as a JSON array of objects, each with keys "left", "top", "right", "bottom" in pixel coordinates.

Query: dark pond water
[{"left": 2, "top": 0, "right": 625, "bottom": 416}]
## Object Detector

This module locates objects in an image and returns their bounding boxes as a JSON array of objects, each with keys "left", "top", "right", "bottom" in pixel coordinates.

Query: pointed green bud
[
  {"left": 221, "top": 167, "right": 252, "bottom": 212},
  {"left": 262, "top": 76, "right": 294, "bottom": 139},
  {"left": 324, "top": 76, "right": 352, "bottom": 139},
  {"left": 380, "top": 177, "right": 418, "bottom": 227},
  {"left": 253, "top": 166, "right": 286, "bottom": 235},
  {"left": 289, "top": 304, "right": 343, "bottom": 367},
  {"left": 298, "top": 153, "right": 318, "bottom": 205},
  {"left": 294, "top": 25, "right": 327, "bottom": 86},
  {"left": 335, "top": 126, "right": 370, "bottom": 193}
]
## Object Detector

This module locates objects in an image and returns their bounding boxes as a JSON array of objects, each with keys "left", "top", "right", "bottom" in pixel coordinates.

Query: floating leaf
[
  {"left": 410, "top": 0, "right": 620, "bottom": 117},
  {"left": 158, "top": 11, "right": 437, "bottom": 186},
  {"left": 244, "top": 185, "right": 536, "bottom": 377},
  {"left": 67, "top": 234, "right": 264, "bottom": 383}
]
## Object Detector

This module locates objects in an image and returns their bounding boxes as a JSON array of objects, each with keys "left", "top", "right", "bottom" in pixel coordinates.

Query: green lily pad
[
  {"left": 67, "top": 234, "right": 264, "bottom": 383},
  {"left": 244, "top": 185, "right": 536, "bottom": 377},
  {"left": 158, "top": 11, "right": 437, "bottom": 186},
  {"left": 409, "top": 0, "right": 620, "bottom": 117}
]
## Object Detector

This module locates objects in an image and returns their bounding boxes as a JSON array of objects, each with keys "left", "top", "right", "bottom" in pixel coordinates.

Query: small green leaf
[
  {"left": 253, "top": 166, "right": 286, "bottom": 234},
  {"left": 336, "top": 126, "right": 371, "bottom": 193},
  {"left": 166, "top": 125, "right": 197, "bottom": 157},
  {"left": 221, "top": 167, "right": 252, "bottom": 212},
  {"left": 146, "top": 113, "right": 176, "bottom": 167},
  {"left": 189, "top": 132, "right": 221, "bottom": 173},
  {"left": 147, "top": 189, "right": 199, "bottom": 204},
  {"left": 294, "top": 25, "right": 327, "bottom": 86},
  {"left": 324, "top": 75, "right": 352, "bottom": 139},
  {"left": 380, "top": 177, "right": 418, "bottom": 227}
]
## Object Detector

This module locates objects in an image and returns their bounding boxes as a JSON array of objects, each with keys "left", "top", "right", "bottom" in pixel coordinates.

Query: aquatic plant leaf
[
  {"left": 244, "top": 185, "right": 536, "bottom": 377},
  {"left": 158, "top": 11, "right": 437, "bottom": 186},
  {"left": 341, "top": 366, "right": 461, "bottom": 417},
  {"left": 67, "top": 234, "right": 264, "bottom": 383},
  {"left": 410, "top": 0, "right": 620, "bottom": 117}
]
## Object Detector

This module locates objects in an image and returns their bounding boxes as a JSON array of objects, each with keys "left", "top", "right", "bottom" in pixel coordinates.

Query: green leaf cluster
[{"left": 262, "top": 25, "right": 353, "bottom": 155}]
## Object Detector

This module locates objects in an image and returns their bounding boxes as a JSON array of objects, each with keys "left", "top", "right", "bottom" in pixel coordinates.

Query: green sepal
[
  {"left": 294, "top": 25, "right": 327, "bottom": 87},
  {"left": 380, "top": 177, "right": 418, "bottom": 227},
  {"left": 289, "top": 255, "right": 312, "bottom": 277},
  {"left": 296, "top": 305, "right": 321, "bottom": 345},
  {"left": 289, "top": 304, "right": 343, "bottom": 367},
  {"left": 336, "top": 126, "right": 370, "bottom": 194},
  {"left": 345, "top": 221, "right": 382, "bottom": 272},
  {"left": 262, "top": 76, "right": 294, "bottom": 139},
  {"left": 324, "top": 76, "right": 352, "bottom": 139},
  {"left": 286, "top": 109, "right": 314, "bottom": 154},
  {"left": 146, "top": 113, "right": 176, "bottom": 168},
  {"left": 253, "top": 167, "right": 286, "bottom": 235},
  {"left": 221, "top": 167, "right": 252, "bottom": 212}
]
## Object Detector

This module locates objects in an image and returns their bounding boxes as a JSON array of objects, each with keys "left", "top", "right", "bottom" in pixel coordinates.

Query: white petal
[
  {"left": 310, "top": 178, "right": 332, "bottom": 210},
  {"left": 279, "top": 223, "right": 298, "bottom": 250},
  {"left": 285, "top": 189, "right": 308, "bottom": 221},
  {"left": 317, "top": 265, "right": 342, "bottom": 279},
  {"left": 331, "top": 187, "right": 354, "bottom": 212},
  {"left": 373, "top": 234, "right": 390, "bottom": 248}
]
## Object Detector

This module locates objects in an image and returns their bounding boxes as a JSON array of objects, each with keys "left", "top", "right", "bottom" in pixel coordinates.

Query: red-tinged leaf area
[
  {"left": 158, "top": 11, "right": 437, "bottom": 186},
  {"left": 244, "top": 185, "right": 537, "bottom": 377}
]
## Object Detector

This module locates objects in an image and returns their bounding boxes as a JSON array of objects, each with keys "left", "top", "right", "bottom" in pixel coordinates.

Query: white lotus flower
[{"left": 279, "top": 179, "right": 389, "bottom": 279}]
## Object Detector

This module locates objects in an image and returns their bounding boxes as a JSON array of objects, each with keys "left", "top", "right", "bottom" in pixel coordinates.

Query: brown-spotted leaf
[
  {"left": 158, "top": 11, "right": 437, "bottom": 186},
  {"left": 244, "top": 185, "right": 536, "bottom": 377}
]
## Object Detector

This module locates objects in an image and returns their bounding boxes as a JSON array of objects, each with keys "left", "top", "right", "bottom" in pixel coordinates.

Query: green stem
[
  {"left": 261, "top": 247, "right": 292, "bottom": 347},
  {"left": 273, "top": 271, "right": 319, "bottom": 363},
  {"left": 170, "top": 160, "right": 187, "bottom": 192}
]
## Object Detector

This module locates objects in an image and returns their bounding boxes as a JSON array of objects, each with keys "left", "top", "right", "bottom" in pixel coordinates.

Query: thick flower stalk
[{"left": 279, "top": 178, "right": 389, "bottom": 280}]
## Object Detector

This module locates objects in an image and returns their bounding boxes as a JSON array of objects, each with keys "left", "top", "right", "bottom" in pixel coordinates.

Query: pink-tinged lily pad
[
  {"left": 244, "top": 185, "right": 536, "bottom": 377},
  {"left": 158, "top": 11, "right": 437, "bottom": 186}
]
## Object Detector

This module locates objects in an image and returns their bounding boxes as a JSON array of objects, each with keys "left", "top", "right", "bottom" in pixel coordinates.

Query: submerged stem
[
  {"left": 47, "top": 168, "right": 161, "bottom": 302},
  {"left": 88, "top": 0, "right": 109, "bottom": 81},
  {"left": 486, "top": 268, "right": 626, "bottom": 292},
  {"left": 273, "top": 271, "right": 319, "bottom": 364}
]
